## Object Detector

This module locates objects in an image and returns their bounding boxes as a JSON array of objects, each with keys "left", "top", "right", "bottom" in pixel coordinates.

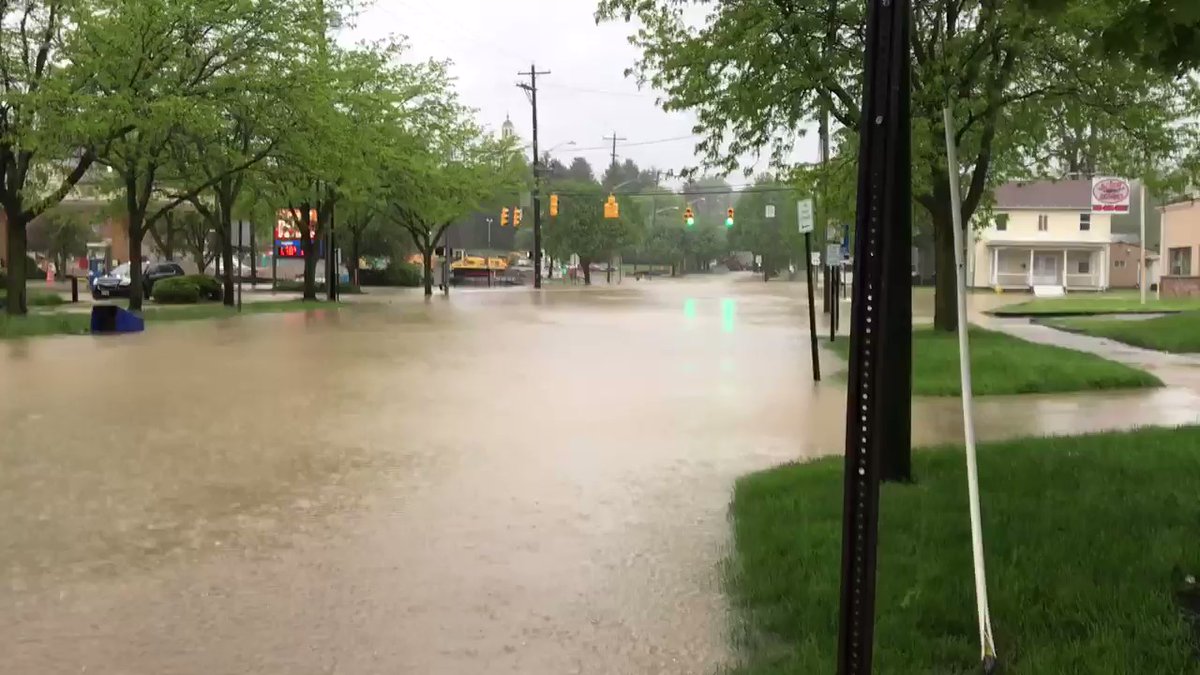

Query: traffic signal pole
[
  {"left": 518, "top": 64, "right": 550, "bottom": 289},
  {"left": 836, "top": 0, "right": 913, "bottom": 672}
]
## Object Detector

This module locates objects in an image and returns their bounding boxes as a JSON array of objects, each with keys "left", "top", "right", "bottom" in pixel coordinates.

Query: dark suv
[{"left": 93, "top": 261, "right": 186, "bottom": 300}]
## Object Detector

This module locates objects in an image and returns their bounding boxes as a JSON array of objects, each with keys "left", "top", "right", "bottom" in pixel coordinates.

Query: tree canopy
[{"left": 598, "top": 0, "right": 1199, "bottom": 328}]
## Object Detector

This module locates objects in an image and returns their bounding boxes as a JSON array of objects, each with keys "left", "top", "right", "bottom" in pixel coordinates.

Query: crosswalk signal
[
  {"left": 500, "top": 207, "right": 509, "bottom": 226},
  {"left": 513, "top": 207, "right": 523, "bottom": 227},
  {"left": 549, "top": 194, "right": 559, "bottom": 217},
  {"left": 603, "top": 194, "right": 620, "bottom": 219},
  {"left": 725, "top": 208, "right": 735, "bottom": 228},
  {"left": 684, "top": 207, "right": 695, "bottom": 227}
]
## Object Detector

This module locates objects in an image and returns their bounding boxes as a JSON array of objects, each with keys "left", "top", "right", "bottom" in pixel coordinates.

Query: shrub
[
  {"left": 359, "top": 262, "right": 423, "bottom": 287},
  {"left": 153, "top": 276, "right": 200, "bottom": 304},
  {"left": 182, "top": 274, "right": 223, "bottom": 300}
]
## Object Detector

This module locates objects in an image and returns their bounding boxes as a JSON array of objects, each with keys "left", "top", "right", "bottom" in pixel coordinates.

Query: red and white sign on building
[{"left": 1091, "top": 176, "right": 1131, "bottom": 213}]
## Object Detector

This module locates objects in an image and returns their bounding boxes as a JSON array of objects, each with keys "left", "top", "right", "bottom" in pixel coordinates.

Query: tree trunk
[
  {"left": 581, "top": 257, "right": 592, "bottom": 285},
  {"left": 164, "top": 218, "right": 175, "bottom": 260},
  {"left": 250, "top": 226, "right": 257, "bottom": 283},
  {"left": 932, "top": 206, "right": 957, "bottom": 332},
  {"left": 301, "top": 231, "right": 318, "bottom": 301},
  {"left": 221, "top": 231, "right": 236, "bottom": 306},
  {"left": 128, "top": 226, "right": 146, "bottom": 311},
  {"left": 350, "top": 229, "right": 361, "bottom": 286},
  {"left": 5, "top": 218, "right": 28, "bottom": 315},
  {"left": 422, "top": 249, "right": 433, "bottom": 296}
]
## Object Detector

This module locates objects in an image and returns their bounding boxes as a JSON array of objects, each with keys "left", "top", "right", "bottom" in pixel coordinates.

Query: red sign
[
  {"left": 275, "top": 208, "right": 318, "bottom": 240},
  {"left": 1091, "top": 177, "right": 1130, "bottom": 213}
]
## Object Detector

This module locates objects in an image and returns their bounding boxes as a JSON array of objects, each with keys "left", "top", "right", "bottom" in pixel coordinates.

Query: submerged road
[{"left": 2, "top": 274, "right": 1197, "bottom": 674}]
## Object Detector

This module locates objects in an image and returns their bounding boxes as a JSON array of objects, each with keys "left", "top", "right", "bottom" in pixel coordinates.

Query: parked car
[{"left": 92, "top": 261, "right": 186, "bottom": 300}]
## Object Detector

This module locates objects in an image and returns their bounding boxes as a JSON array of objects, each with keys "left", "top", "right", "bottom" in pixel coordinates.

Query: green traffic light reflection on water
[{"left": 681, "top": 297, "right": 737, "bottom": 334}]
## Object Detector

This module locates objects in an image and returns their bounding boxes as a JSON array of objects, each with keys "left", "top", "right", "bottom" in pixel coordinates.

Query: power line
[
  {"left": 566, "top": 134, "right": 700, "bottom": 152},
  {"left": 541, "top": 83, "right": 657, "bottom": 98}
]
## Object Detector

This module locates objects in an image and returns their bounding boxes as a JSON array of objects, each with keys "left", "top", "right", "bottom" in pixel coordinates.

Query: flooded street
[{"left": 3, "top": 274, "right": 1199, "bottom": 674}]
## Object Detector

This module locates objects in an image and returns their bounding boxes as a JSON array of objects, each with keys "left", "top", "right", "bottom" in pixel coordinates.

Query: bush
[
  {"left": 28, "top": 291, "right": 65, "bottom": 307},
  {"left": 182, "top": 274, "right": 223, "bottom": 300},
  {"left": 153, "top": 276, "right": 200, "bottom": 304},
  {"left": 359, "top": 262, "right": 423, "bottom": 287}
]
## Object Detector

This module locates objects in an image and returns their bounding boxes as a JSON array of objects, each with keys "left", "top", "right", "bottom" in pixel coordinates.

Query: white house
[{"left": 970, "top": 179, "right": 1113, "bottom": 291}]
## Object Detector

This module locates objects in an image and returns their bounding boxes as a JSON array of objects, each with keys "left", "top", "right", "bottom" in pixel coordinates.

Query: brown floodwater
[{"left": 3, "top": 275, "right": 1198, "bottom": 674}]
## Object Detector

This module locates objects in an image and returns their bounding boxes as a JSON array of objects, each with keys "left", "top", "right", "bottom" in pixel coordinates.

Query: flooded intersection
[{"left": 2, "top": 276, "right": 1198, "bottom": 674}]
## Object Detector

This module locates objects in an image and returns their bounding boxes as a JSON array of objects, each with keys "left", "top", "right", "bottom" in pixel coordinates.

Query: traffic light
[
  {"left": 513, "top": 207, "right": 523, "bottom": 227},
  {"left": 549, "top": 194, "right": 559, "bottom": 217},
  {"left": 500, "top": 207, "right": 509, "bottom": 227},
  {"left": 603, "top": 194, "right": 620, "bottom": 219},
  {"left": 684, "top": 207, "right": 695, "bottom": 227},
  {"left": 725, "top": 207, "right": 735, "bottom": 228}
]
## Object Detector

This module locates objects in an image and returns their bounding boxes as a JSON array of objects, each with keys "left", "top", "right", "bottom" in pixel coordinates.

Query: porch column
[
  {"left": 1028, "top": 248, "right": 1034, "bottom": 287},
  {"left": 1101, "top": 247, "right": 1108, "bottom": 289},
  {"left": 1063, "top": 248, "right": 1068, "bottom": 289}
]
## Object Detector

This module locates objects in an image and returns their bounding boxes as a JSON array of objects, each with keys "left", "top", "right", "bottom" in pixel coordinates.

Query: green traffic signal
[
  {"left": 686, "top": 216, "right": 695, "bottom": 227},
  {"left": 725, "top": 217, "right": 734, "bottom": 228}
]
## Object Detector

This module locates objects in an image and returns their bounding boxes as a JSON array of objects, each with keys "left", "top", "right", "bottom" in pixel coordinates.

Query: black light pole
[{"left": 836, "top": 0, "right": 913, "bottom": 672}]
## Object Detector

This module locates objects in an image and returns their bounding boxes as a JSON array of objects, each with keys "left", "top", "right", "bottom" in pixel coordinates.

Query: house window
[
  {"left": 1037, "top": 214, "right": 1048, "bottom": 231},
  {"left": 1078, "top": 260, "right": 1090, "bottom": 274},
  {"left": 1079, "top": 213, "right": 1091, "bottom": 231},
  {"left": 1114, "top": 260, "right": 1127, "bottom": 269},
  {"left": 995, "top": 214, "right": 1008, "bottom": 232},
  {"left": 1169, "top": 247, "right": 1193, "bottom": 276}
]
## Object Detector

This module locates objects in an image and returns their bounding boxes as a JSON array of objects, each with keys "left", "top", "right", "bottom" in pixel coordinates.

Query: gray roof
[{"left": 995, "top": 179, "right": 1092, "bottom": 210}]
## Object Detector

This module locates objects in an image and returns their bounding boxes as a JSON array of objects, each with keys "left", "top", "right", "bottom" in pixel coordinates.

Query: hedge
[{"left": 152, "top": 276, "right": 200, "bottom": 304}]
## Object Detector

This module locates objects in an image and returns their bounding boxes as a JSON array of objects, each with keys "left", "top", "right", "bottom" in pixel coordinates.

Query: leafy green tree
[
  {"left": 546, "top": 181, "right": 638, "bottom": 284},
  {"left": 0, "top": 1, "right": 131, "bottom": 314},
  {"left": 598, "top": 0, "right": 1197, "bottom": 329},
  {"left": 731, "top": 180, "right": 802, "bottom": 279},
  {"left": 77, "top": 0, "right": 300, "bottom": 309},
  {"left": 28, "top": 209, "right": 91, "bottom": 279},
  {"left": 383, "top": 113, "right": 525, "bottom": 295}
]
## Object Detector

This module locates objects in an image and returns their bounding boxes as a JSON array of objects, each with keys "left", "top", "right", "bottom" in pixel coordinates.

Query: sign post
[
  {"left": 799, "top": 198, "right": 820, "bottom": 382},
  {"left": 837, "top": 0, "right": 914, "bottom": 671}
]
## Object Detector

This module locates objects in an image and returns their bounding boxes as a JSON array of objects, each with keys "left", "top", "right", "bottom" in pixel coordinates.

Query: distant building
[
  {"left": 970, "top": 179, "right": 1114, "bottom": 291},
  {"left": 500, "top": 115, "right": 516, "bottom": 140},
  {"left": 1159, "top": 196, "right": 1200, "bottom": 297}
]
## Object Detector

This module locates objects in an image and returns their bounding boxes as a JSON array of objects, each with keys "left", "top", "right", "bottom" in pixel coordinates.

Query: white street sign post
[{"left": 797, "top": 199, "right": 814, "bottom": 233}]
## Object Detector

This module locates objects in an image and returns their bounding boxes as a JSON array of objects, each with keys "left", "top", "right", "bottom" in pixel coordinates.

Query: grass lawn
[
  {"left": 727, "top": 427, "right": 1200, "bottom": 674},
  {"left": 0, "top": 300, "right": 338, "bottom": 339},
  {"left": 992, "top": 290, "right": 1200, "bottom": 316},
  {"left": 828, "top": 327, "right": 1160, "bottom": 395},
  {"left": 1046, "top": 311, "right": 1200, "bottom": 354}
]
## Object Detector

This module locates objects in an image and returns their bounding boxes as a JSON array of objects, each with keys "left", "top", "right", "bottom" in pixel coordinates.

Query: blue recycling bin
[{"left": 90, "top": 305, "right": 144, "bottom": 334}]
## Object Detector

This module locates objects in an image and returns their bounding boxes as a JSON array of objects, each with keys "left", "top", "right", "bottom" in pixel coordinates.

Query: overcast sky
[{"left": 347, "top": 0, "right": 820, "bottom": 187}]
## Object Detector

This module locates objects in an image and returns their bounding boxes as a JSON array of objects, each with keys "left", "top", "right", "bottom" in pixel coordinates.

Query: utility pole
[
  {"left": 603, "top": 131, "right": 626, "bottom": 171},
  {"left": 518, "top": 64, "right": 550, "bottom": 289}
]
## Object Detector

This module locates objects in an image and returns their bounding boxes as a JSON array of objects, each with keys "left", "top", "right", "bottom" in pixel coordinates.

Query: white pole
[
  {"left": 1140, "top": 181, "right": 1147, "bottom": 305},
  {"left": 942, "top": 107, "right": 997, "bottom": 666}
]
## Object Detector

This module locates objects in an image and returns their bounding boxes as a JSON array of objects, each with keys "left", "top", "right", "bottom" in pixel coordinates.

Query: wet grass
[
  {"left": 1046, "top": 312, "right": 1200, "bottom": 354},
  {"left": 726, "top": 426, "right": 1200, "bottom": 674},
  {"left": 828, "top": 327, "right": 1160, "bottom": 396},
  {"left": 992, "top": 290, "right": 1200, "bottom": 316},
  {"left": 0, "top": 300, "right": 339, "bottom": 339}
]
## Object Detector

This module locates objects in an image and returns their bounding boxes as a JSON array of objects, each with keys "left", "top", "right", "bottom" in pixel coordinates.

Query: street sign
[
  {"left": 826, "top": 243, "right": 841, "bottom": 267},
  {"left": 765, "top": 204, "right": 777, "bottom": 219},
  {"left": 811, "top": 252, "right": 821, "bottom": 267},
  {"left": 797, "top": 199, "right": 814, "bottom": 233},
  {"left": 1091, "top": 176, "right": 1131, "bottom": 213}
]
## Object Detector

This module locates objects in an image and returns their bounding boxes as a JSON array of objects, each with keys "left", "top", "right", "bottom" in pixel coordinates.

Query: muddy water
[{"left": 2, "top": 275, "right": 1197, "bottom": 675}]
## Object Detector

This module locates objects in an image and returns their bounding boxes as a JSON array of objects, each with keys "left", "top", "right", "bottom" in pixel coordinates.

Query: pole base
[{"left": 981, "top": 655, "right": 998, "bottom": 674}]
